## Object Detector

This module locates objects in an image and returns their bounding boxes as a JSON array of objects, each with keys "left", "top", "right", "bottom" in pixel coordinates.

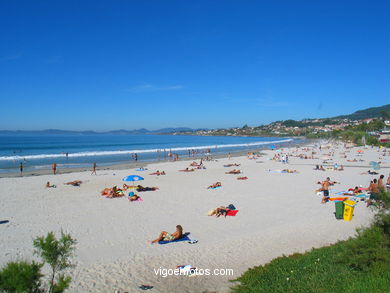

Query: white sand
[{"left": 1, "top": 142, "right": 388, "bottom": 293}]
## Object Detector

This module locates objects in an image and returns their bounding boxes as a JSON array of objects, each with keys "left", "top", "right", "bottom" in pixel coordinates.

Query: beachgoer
[
  {"left": 208, "top": 182, "right": 221, "bottom": 189},
  {"left": 20, "top": 162, "right": 23, "bottom": 176},
  {"left": 52, "top": 163, "right": 57, "bottom": 175},
  {"left": 128, "top": 191, "right": 139, "bottom": 201},
  {"left": 367, "top": 179, "right": 380, "bottom": 206},
  {"left": 149, "top": 225, "right": 183, "bottom": 244},
  {"left": 378, "top": 175, "right": 384, "bottom": 190},
  {"left": 225, "top": 169, "right": 241, "bottom": 174},
  {"left": 208, "top": 206, "right": 230, "bottom": 217},
  {"left": 136, "top": 185, "right": 159, "bottom": 192},
  {"left": 387, "top": 173, "right": 390, "bottom": 193},
  {"left": 320, "top": 177, "right": 331, "bottom": 203},
  {"left": 91, "top": 163, "right": 97, "bottom": 175},
  {"left": 65, "top": 180, "right": 82, "bottom": 187},
  {"left": 46, "top": 181, "right": 56, "bottom": 188}
]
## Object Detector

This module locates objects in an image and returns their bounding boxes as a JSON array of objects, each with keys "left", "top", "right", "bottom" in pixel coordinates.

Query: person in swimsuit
[
  {"left": 366, "top": 179, "right": 380, "bottom": 207},
  {"left": 91, "top": 163, "right": 97, "bottom": 175},
  {"left": 149, "top": 225, "right": 183, "bottom": 244},
  {"left": 20, "top": 162, "right": 23, "bottom": 176},
  {"left": 320, "top": 177, "right": 331, "bottom": 203},
  {"left": 52, "top": 163, "right": 57, "bottom": 175}
]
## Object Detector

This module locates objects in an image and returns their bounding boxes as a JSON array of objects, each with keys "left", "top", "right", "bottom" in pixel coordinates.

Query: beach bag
[{"left": 227, "top": 204, "right": 236, "bottom": 210}]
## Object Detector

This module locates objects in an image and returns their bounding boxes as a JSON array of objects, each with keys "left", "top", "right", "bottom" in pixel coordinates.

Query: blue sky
[{"left": 0, "top": 0, "right": 389, "bottom": 131}]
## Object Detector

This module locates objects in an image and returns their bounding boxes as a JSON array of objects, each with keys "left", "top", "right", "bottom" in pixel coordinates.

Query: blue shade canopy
[
  {"left": 369, "top": 161, "right": 381, "bottom": 170},
  {"left": 122, "top": 175, "right": 144, "bottom": 182}
]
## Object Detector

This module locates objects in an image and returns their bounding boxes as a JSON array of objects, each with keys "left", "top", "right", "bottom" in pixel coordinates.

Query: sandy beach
[{"left": 1, "top": 142, "right": 388, "bottom": 293}]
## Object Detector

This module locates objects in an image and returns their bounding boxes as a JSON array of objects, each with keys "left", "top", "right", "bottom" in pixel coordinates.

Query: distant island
[{"left": 0, "top": 127, "right": 205, "bottom": 135}]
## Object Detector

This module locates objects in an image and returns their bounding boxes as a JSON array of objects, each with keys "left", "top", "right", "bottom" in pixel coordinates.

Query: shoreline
[{"left": 0, "top": 139, "right": 310, "bottom": 178}]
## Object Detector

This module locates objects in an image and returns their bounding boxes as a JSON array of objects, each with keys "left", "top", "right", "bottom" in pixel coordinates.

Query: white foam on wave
[{"left": 0, "top": 139, "right": 293, "bottom": 161}]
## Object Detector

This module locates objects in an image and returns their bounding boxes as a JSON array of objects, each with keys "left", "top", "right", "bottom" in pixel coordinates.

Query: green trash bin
[{"left": 335, "top": 201, "right": 344, "bottom": 220}]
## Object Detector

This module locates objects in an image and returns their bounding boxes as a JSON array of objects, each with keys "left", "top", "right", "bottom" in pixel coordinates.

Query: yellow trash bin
[{"left": 343, "top": 200, "right": 357, "bottom": 221}]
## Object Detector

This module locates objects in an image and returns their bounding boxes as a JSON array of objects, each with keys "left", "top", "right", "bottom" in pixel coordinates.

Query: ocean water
[{"left": 0, "top": 134, "right": 295, "bottom": 173}]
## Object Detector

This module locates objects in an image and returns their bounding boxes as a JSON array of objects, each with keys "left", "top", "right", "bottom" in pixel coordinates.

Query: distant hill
[
  {"left": 0, "top": 127, "right": 195, "bottom": 135},
  {"left": 333, "top": 104, "right": 390, "bottom": 120}
]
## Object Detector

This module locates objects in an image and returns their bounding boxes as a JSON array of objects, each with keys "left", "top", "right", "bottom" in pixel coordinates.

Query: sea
[{"left": 0, "top": 134, "right": 297, "bottom": 174}]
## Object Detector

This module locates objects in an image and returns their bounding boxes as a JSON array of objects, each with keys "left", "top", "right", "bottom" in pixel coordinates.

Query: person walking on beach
[
  {"left": 135, "top": 153, "right": 138, "bottom": 161},
  {"left": 20, "top": 162, "right": 23, "bottom": 176},
  {"left": 92, "top": 162, "right": 97, "bottom": 175},
  {"left": 52, "top": 163, "right": 57, "bottom": 175}
]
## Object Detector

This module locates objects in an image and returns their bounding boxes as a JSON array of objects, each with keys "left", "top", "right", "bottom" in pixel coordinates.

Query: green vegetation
[
  {"left": 232, "top": 190, "right": 390, "bottom": 293},
  {"left": 334, "top": 104, "right": 390, "bottom": 120},
  {"left": 0, "top": 261, "right": 43, "bottom": 293},
  {"left": 314, "top": 119, "right": 390, "bottom": 148},
  {"left": 0, "top": 231, "right": 76, "bottom": 293}
]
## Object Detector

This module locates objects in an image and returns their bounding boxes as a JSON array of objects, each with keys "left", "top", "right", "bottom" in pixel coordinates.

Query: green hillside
[{"left": 334, "top": 104, "right": 390, "bottom": 120}]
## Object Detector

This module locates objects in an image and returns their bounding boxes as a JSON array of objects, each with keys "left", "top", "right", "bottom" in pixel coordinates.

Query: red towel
[{"left": 226, "top": 210, "right": 239, "bottom": 216}]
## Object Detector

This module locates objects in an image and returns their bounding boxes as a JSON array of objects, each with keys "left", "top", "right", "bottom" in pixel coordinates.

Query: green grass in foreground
[{"left": 232, "top": 196, "right": 390, "bottom": 293}]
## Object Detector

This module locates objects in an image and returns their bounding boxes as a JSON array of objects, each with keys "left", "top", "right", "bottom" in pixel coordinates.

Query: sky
[{"left": 0, "top": 0, "right": 389, "bottom": 131}]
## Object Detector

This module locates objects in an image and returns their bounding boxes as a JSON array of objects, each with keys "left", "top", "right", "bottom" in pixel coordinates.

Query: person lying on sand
[
  {"left": 343, "top": 186, "right": 362, "bottom": 195},
  {"left": 46, "top": 181, "right": 56, "bottom": 188},
  {"left": 149, "top": 170, "right": 166, "bottom": 175},
  {"left": 101, "top": 186, "right": 124, "bottom": 198},
  {"left": 179, "top": 168, "right": 195, "bottom": 172},
  {"left": 208, "top": 182, "right": 221, "bottom": 189},
  {"left": 224, "top": 163, "right": 240, "bottom": 167},
  {"left": 282, "top": 169, "right": 298, "bottom": 173},
  {"left": 208, "top": 206, "right": 230, "bottom": 217},
  {"left": 190, "top": 161, "right": 200, "bottom": 167},
  {"left": 128, "top": 191, "right": 140, "bottom": 201},
  {"left": 225, "top": 169, "right": 241, "bottom": 174},
  {"left": 122, "top": 183, "right": 137, "bottom": 190},
  {"left": 360, "top": 170, "right": 379, "bottom": 175},
  {"left": 136, "top": 185, "right": 159, "bottom": 192},
  {"left": 149, "top": 225, "right": 183, "bottom": 244},
  {"left": 347, "top": 159, "right": 358, "bottom": 162},
  {"left": 64, "top": 180, "right": 82, "bottom": 186},
  {"left": 237, "top": 176, "right": 248, "bottom": 180}
]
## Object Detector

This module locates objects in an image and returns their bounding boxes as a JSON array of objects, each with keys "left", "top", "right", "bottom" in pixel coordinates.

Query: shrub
[
  {"left": 33, "top": 231, "right": 76, "bottom": 293},
  {"left": 0, "top": 261, "right": 43, "bottom": 293}
]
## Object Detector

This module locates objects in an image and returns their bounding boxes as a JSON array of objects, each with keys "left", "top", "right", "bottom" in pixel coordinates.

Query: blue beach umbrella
[
  {"left": 122, "top": 175, "right": 144, "bottom": 182},
  {"left": 122, "top": 175, "right": 144, "bottom": 190}
]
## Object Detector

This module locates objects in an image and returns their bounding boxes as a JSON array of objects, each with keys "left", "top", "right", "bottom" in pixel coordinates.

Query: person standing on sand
[
  {"left": 20, "top": 162, "right": 23, "bottom": 176},
  {"left": 92, "top": 162, "right": 97, "bottom": 175},
  {"left": 320, "top": 177, "right": 331, "bottom": 203},
  {"left": 378, "top": 175, "right": 384, "bottom": 190},
  {"left": 52, "top": 163, "right": 57, "bottom": 175},
  {"left": 386, "top": 173, "right": 390, "bottom": 193}
]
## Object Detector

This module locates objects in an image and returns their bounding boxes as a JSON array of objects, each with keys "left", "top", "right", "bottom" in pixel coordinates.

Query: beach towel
[
  {"left": 158, "top": 234, "right": 191, "bottom": 245},
  {"left": 328, "top": 197, "right": 348, "bottom": 202},
  {"left": 136, "top": 168, "right": 147, "bottom": 171},
  {"left": 226, "top": 210, "right": 239, "bottom": 216},
  {"left": 208, "top": 186, "right": 222, "bottom": 190}
]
